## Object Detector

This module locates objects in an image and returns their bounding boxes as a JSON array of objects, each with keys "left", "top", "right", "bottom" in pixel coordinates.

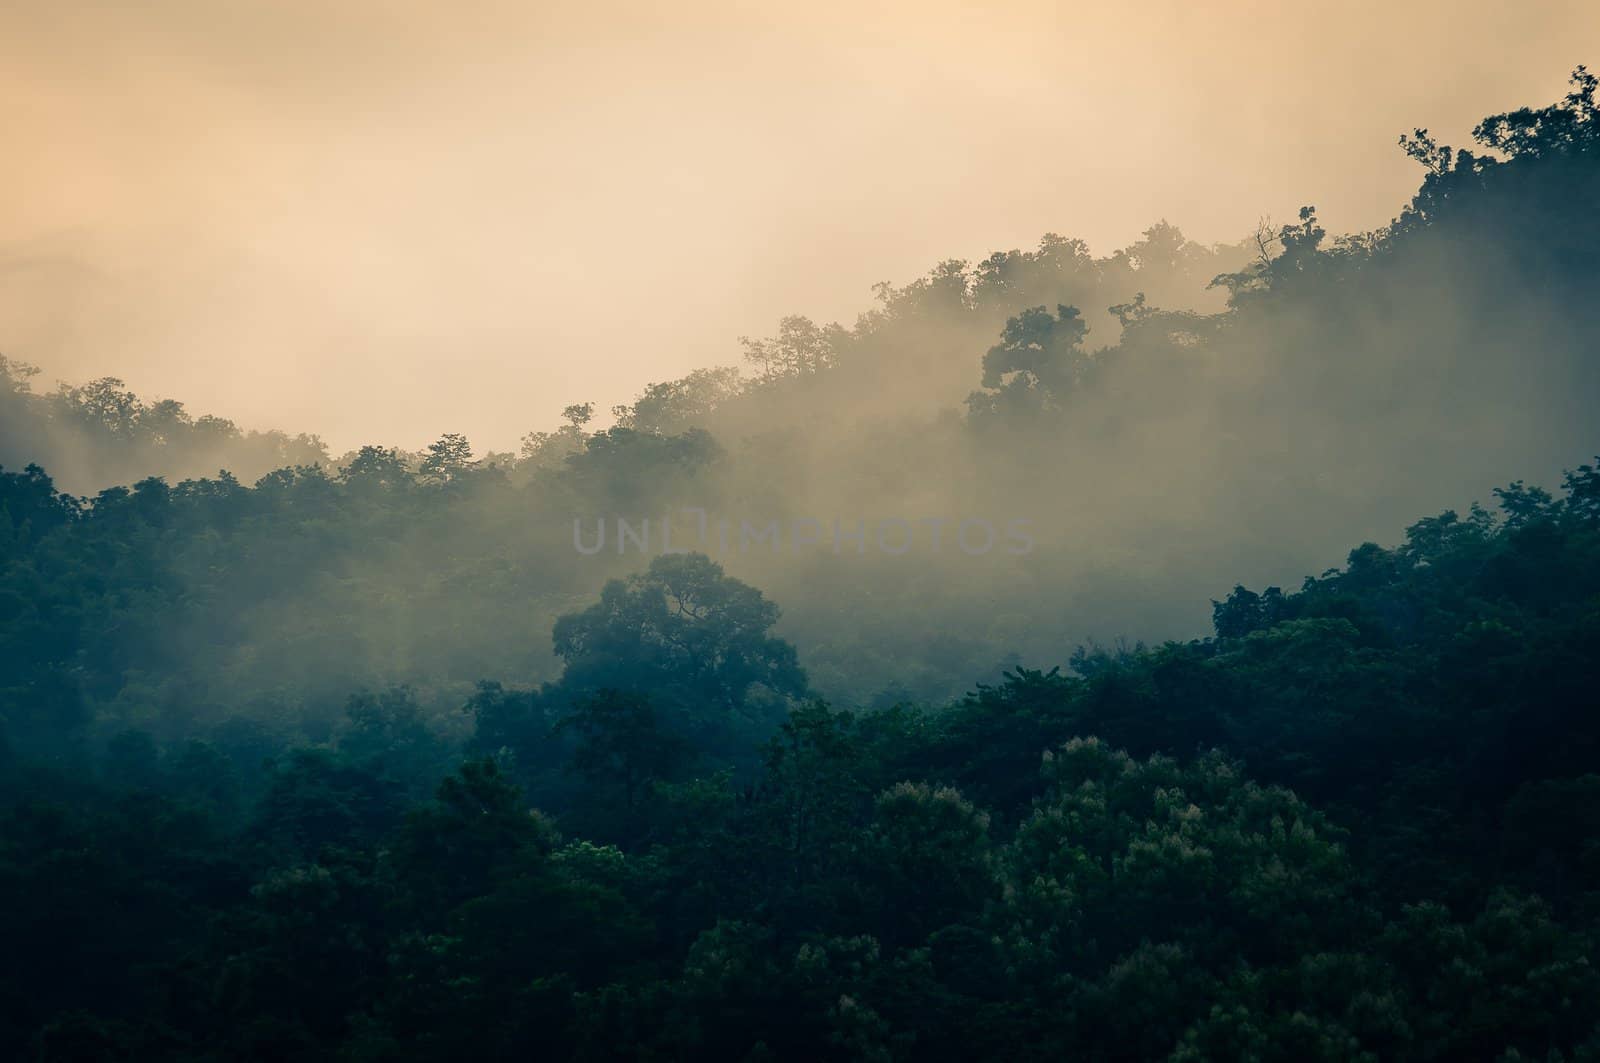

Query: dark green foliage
[
  {"left": 1, "top": 461, "right": 1595, "bottom": 1059},
  {"left": 552, "top": 553, "right": 807, "bottom": 756}
]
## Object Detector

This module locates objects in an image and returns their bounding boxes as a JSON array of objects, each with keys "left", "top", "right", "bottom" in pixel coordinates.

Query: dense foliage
[
  {"left": 1, "top": 67, "right": 1597, "bottom": 1061},
  {"left": 3, "top": 458, "right": 1598, "bottom": 1060}
]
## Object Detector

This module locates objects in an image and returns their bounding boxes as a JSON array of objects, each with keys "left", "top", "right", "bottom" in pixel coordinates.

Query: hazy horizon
[{"left": 4, "top": 0, "right": 1596, "bottom": 453}]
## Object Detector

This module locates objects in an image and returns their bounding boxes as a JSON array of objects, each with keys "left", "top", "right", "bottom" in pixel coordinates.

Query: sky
[{"left": 2, "top": 0, "right": 1595, "bottom": 454}]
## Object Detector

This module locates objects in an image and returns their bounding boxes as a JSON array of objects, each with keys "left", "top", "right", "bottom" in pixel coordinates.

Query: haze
[{"left": 3, "top": 0, "right": 1594, "bottom": 452}]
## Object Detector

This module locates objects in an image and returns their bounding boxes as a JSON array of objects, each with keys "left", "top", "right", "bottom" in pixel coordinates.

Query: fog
[
  {"left": 3, "top": 0, "right": 1595, "bottom": 452},
  {"left": 2, "top": 4, "right": 1598, "bottom": 712}
]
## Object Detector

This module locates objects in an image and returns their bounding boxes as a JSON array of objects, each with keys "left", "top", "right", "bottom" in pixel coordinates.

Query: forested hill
[
  {"left": 0, "top": 65, "right": 1598, "bottom": 1062},
  {"left": 0, "top": 357, "right": 330, "bottom": 495},
  {"left": 4, "top": 71, "right": 1599, "bottom": 710},
  {"left": 2, "top": 433, "right": 1599, "bottom": 1059}
]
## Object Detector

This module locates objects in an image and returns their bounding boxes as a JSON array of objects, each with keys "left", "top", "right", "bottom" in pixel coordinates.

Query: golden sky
[{"left": 2, "top": 0, "right": 1595, "bottom": 452}]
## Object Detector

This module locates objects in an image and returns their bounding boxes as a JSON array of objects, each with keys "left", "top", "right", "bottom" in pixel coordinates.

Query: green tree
[
  {"left": 418, "top": 432, "right": 474, "bottom": 483},
  {"left": 552, "top": 553, "right": 806, "bottom": 752}
]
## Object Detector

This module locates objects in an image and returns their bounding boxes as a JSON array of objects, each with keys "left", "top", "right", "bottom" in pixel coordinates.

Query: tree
[
  {"left": 0, "top": 464, "right": 78, "bottom": 544},
  {"left": 54, "top": 377, "right": 143, "bottom": 437},
  {"left": 741, "top": 316, "right": 841, "bottom": 380},
  {"left": 338, "top": 445, "right": 413, "bottom": 491},
  {"left": 857, "top": 781, "right": 996, "bottom": 948},
  {"left": 749, "top": 701, "right": 870, "bottom": 915},
  {"left": 392, "top": 758, "right": 556, "bottom": 917},
  {"left": 612, "top": 367, "right": 744, "bottom": 435},
  {"left": 517, "top": 403, "right": 595, "bottom": 470},
  {"left": 551, "top": 553, "right": 807, "bottom": 750},
  {"left": 337, "top": 686, "right": 444, "bottom": 794},
  {"left": 418, "top": 433, "right": 475, "bottom": 483},
  {"left": 1472, "top": 65, "right": 1598, "bottom": 160},
  {"left": 561, "top": 402, "right": 595, "bottom": 429},
  {"left": 1211, "top": 585, "right": 1288, "bottom": 639},
  {"left": 966, "top": 304, "right": 1091, "bottom": 420}
]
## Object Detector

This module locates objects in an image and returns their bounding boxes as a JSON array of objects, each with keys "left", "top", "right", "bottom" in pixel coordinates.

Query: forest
[{"left": 0, "top": 68, "right": 1598, "bottom": 1061}]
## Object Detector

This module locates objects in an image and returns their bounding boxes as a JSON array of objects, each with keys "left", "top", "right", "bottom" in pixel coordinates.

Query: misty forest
[{"left": 3, "top": 68, "right": 1600, "bottom": 1061}]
